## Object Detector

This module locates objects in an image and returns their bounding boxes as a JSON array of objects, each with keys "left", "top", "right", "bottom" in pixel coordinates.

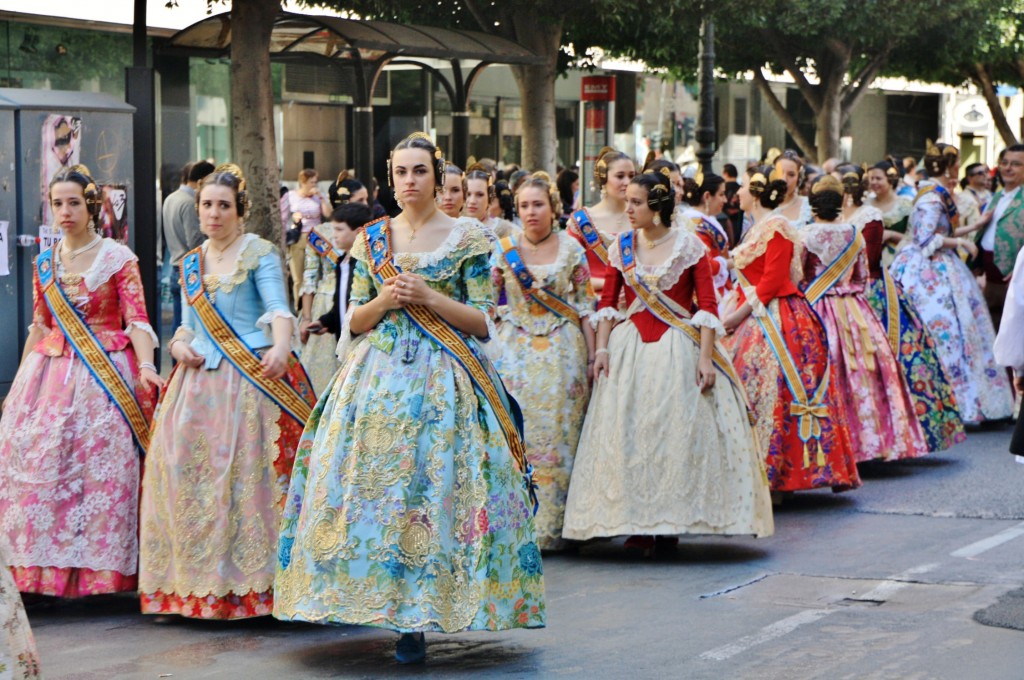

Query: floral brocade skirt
[
  {"left": 562, "top": 321, "right": 774, "bottom": 540},
  {"left": 138, "top": 357, "right": 308, "bottom": 620},
  {"left": 493, "top": 320, "right": 590, "bottom": 551},
  {"left": 864, "top": 276, "right": 965, "bottom": 452},
  {"left": 810, "top": 291, "right": 929, "bottom": 463},
  {"left": 300, "top": 288, "right": 341, "bottom": 396},
  {"left": 0, "top": 350, "right": 145, "bottom": 597},
  {"left": 0, "top": 548, "right": 40, "bottom": 678},
  {"left": 728, "top": 296, "right": 861, "bottom": 492},
  {"left": 273, "top": 334, "right": 546, "bottom": 633}
]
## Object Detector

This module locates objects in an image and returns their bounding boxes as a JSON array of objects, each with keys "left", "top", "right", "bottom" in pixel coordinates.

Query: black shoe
[{"left": 396, "top": 632, "right": 426, "bottom": 664}]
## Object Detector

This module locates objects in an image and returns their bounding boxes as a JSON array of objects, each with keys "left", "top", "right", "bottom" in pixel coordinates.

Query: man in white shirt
[
  {"left": 971, "top": 145, "right": 1024, "bottom": 327},
  {"left": 993, "top": 245, "right": 1024, "bottom": 455}
]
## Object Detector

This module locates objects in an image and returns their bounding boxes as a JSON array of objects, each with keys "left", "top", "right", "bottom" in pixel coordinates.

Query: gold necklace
[
  {"left": 641, "top": 229, "right": 673, "bottom": 248},
  {"left": 208, "top": 233, "right": 243, "bottom": 263},
  {"left": 406, "top": 208, "right": 438, "bottom": 242},
  {"left": 523, "top": 229, "right": 555, "bottom": 252}
]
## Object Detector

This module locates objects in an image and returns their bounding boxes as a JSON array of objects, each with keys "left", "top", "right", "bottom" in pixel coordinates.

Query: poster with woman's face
[
  {"left": 98, "top": 185, "right": 128, "bottom": 244},
  {"left": 40, "top": 114, "right": 82, "bottom": 225}
]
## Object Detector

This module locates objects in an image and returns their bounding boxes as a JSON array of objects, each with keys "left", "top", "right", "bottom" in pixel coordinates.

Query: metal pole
[
  {"left": 127, "top": 0, "right": 159, "bottom": 361},
  {"left": 695, "top": 16, "right": 716, "bottom": 175}
]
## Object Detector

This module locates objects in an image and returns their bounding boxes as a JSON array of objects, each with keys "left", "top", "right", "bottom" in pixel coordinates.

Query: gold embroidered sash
[{"left": 803, "top": 232, "right": 865, "bottom": 305}]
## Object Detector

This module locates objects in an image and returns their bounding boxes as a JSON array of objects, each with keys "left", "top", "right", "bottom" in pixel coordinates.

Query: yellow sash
[
  {"left": 38, "top": 246, "right": 150, "bottom": 454},
  {"left": 881, "top": 270, "right": 900, "bottom": 354},
  {"left": 569, "top": 208, "right": 610, "bottom": 265},
  {"left": 737, "top": 270, "right": 830, "bottom": 466},
  {"left": 803, "top": 232, "right": 865, "bottom": 304}
]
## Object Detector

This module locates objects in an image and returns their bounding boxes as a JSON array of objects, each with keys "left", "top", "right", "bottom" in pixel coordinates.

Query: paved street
[{"left": 29, "top": 426, "right": 1024, "bottom": 679}]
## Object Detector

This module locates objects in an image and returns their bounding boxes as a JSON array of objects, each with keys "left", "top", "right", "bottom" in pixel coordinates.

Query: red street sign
[{"left": 581, "top": 76, "right": 616, "bottom": 102}]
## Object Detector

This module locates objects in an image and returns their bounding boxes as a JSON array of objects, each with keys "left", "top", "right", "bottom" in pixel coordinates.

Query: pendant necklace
[
  {"left": 209, "top": 233, "right": 243, "bottom": 263},
  {"left": 641, "top": 229, "right": 674, "bottom": 248}
]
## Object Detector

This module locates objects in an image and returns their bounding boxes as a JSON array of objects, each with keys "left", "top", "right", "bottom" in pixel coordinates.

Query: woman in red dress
[{"left": 722, "top": 167, "right": 860, "bottom": 494}]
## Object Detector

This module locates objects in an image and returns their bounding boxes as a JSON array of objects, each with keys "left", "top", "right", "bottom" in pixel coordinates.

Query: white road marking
[
  {"left": 699, "top": 563, "right": 939, "bottom": 662},
  {"left": 699, "top": 609, "right": 834, "bottom": 661},
  {"left": 950, "top": 521, "right": 1024, "bottom": 558}
]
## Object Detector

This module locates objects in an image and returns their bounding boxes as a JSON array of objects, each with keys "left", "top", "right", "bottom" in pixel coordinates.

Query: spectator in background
[
  {"left": 722, "top": 163, "right": 742, "bottom": 245},
  {"left": 162, "top": 160, "right": 215, "bottom": 335},
  {"left": 327, "top": 170, "right": 368, "bottom": 210},
  {"left": 898, "top": 156, "right": 919, "bottom": 198},
  {"left": 280, "top": 168, "right": 332, "bottom": 306},
  {"left": 556, "top": 168, "right": 579, "bottom": 218},
  {"left": 957, "top": 162, "right": 992, "bottom": 232}
]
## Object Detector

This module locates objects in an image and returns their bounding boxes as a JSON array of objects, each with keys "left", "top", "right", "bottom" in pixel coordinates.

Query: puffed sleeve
[
  {"left": 459, "top": 252, "right": 498, "bottom": 341},
  {"left": 30, "top": 258, "right": 52, "bottom": 333},
  {"left": 745, "top": 232, "right": 796, "bottom": 316},
  {"left": 909, "top": 197, "right": 946, "bottom": 257},
  {"left": 116, "top": 257, "right": 158, "bottom": 344},
  {"left": 253, "top": 248, "right": 297, "bottom": 340},
  {"left": 696, "top": 231, "right": 730, "bottom": 291}
]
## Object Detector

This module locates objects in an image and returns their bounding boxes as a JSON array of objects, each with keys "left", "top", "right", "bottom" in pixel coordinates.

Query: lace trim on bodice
[
  {"left": 56, "top": 238, "right": 137, "bottom": 292},
  {"left": 486, "top": 217, "right": 519, "bottom": 239},
  {"left": 202, "top": 234, "right": 276, "bottom": 294},
  {"left": 868, "top": 195, "right": 912, "bottom": 228},
  {"left": 352, "top": 217, "right": 491, "bottom": 281},
  {"left": 800, "top": 222, "right": 856, "bottom": 265},
  {"left": 608, "top": 228, "right": 707, "bottom": 290},
  {"left": 732, "top": 215, "right": 803, "bottom": 283},
  {"left": 674, "top": 206, "right": 728, "bottom": 244},
  {"left": 847, "top": 205, "right": 882, "bottom": 232},
  {"left": 512, "top": 231, "right": 581, "bottom": 284}
]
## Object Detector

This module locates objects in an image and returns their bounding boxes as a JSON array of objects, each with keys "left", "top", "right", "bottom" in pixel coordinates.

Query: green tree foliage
[
  {"left": 313, "top": 0, "right": 699, "bottom": 173},
  {"left": 891, "top": 0, "right": 1023, "bottom": 145},
  {"left": 713, "top": 0, "right": 993, "bottom": 162}
]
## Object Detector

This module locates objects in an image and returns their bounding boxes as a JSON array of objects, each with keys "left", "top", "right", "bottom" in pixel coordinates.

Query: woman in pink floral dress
[{"left": 0, "top": 166, "right": 163, "bottom": 597}]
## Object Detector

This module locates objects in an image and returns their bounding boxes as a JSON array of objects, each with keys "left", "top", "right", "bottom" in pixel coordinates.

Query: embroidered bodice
[
  {"left": 597, "top": 228, "right": 721, "bottom": 343},
  {"left": 492, "top": 232, "right": 595, "bottom": 336},
  {"left": 732, "top": 215, "right": 804, "bottom": 312},
  {"left": 847, "top": 205, "right": 885, "bottom": 279},
  {"left": 350, "top": 218, "right": 496, "bottom": 356},
  {"left": 32, "top": 238, "right": 156, "bottom": 358},
  {"left": 181, "top": 234, "right": 294, "bottom": 369},
  {"left": 800, "top": 222, "right": 868, "bottom": 296}
]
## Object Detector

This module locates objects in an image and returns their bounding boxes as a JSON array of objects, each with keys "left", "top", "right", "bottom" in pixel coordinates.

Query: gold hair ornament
[{"left": 812, "top": 175, "right": 843, "bottom": 195}]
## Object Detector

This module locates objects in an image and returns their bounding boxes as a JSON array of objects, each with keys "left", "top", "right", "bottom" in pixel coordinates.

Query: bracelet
[
  {"left": 595, "top": 348, "right": 609, "bottom": 356},
  {"left": 167, "top": 337, "right": 181, "bottom": 351},
  {"left": 139, "top": 361, "right": 157, "bottom": 373}
]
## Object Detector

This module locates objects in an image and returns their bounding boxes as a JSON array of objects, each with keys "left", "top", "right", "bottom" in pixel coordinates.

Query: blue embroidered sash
[
  {"left": 38, "top": 246, "right": 151, "bottom": 455},
  {"left": 568, "top": 208, "right": 610, "bottom": 265},
  {"left": 307, "top": 227, "right": 340, "bottom": 266}
]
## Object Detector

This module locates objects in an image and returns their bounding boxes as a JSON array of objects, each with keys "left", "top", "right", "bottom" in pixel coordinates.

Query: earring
[
  {"left": 704, "top": 200, "right": 710, "bottom": 213},
  {"left": 396, "top": 197, "right": 405, "bottom": 210},
  {"left": 600, "top": 186, "right": 607, "bottom": 199},
  {"left": 653, "top": 214, "right": 661, "bottom": 226}
]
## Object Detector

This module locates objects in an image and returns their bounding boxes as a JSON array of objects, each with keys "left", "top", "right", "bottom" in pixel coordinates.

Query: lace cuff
[
  {"left": 589, "top": 306, "right": 626, "bottom": 329},
  {"left": 125, "top": 321, "right": 159, "bottom": 346},
  {"left": 920, "top": 235, "right": 944, "bottom": 258},
  {"left": 691, "top": 310, "right": 725, "bottom": 338},
  {"left": 742, "top": 285, "right": 766, "bottom": 318},
  {"left": 256, "top": 309, "right": 302, "bottom": 352},
  {"left": 479, "top": 313, "right": 505, "bottom": 363},
  {"left": 27, "top": 322, "right": 50, "bottom": 334}
]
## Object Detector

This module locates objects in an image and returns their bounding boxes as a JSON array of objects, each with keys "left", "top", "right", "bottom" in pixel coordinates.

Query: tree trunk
[
  {"left": 230, "top": 0, "right": 282, "bottom": 245},
  {"left": 814, "top": 95, "right": 843, "bottom": 164},
  {"left": 509, "top": 15, "right": 563, "bottom": 174},
  {"left": 753, "top": 70, "right": 817, "bottom": 160},
  {"left": 971, "top": 63, "right": 1018, "bottom": 146}
]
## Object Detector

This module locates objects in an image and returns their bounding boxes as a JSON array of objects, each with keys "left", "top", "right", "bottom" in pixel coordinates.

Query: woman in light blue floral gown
[{"left": 274, "top": 133, "right": 545, "bottom": 664}]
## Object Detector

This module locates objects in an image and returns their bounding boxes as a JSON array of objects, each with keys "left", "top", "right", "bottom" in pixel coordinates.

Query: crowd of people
[{"left": 0, "top": 130, "right": 1021, "bottom": 674}]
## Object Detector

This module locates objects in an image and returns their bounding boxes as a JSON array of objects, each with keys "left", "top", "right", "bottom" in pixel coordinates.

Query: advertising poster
[
  {"left": 40, "top": 114, "right": 82, "bottom": 226},
  {"left": 98, "top": 184, "right": 128, "bottom": 244}
]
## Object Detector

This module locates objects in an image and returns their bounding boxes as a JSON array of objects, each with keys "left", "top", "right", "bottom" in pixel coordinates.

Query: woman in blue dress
[{"left": 273, "top": 133, "right": 545, "bottom": 663}]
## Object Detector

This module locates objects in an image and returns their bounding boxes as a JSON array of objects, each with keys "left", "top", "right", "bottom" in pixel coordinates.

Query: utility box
[{"left": 0, "top": 89, "right": 135, "bottom": 398}]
